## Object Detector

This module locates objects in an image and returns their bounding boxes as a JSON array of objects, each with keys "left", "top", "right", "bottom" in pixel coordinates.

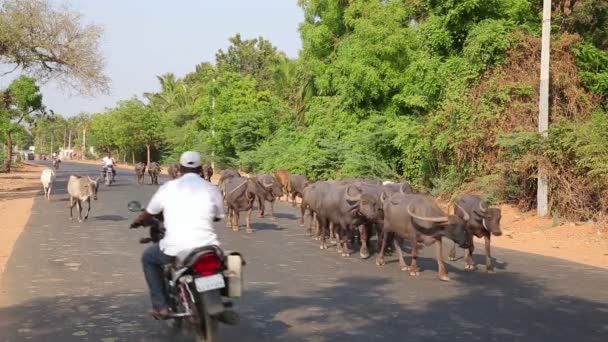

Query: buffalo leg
[
  {"left": 269, "top": 200, "right": 275, "bottom": 220},
  {"left": 291, "top": 192, "right": 297, "bottom": 207},
  {"left": 448, "top": 243, "right": 458, "bottom": 261},
  {"left": 375, "top": 230, "right": 389, "bottom": 266},
  {"left": 300, "top": 203, "right": 306, "bottom": 228},
  {"left": 485, "top": 235, "right": 494, "bottom": 273},
  {"left": 84, "top": 198, "right": 91, "bottom": 220},
  {"left": 77, "top": 200, "right": 83, "bottom": 223},
  {"left": 232, "top": 211, "right": 239, "bottom": 232},
  {"left": 393, "top": 238, "right": 409, "bottom": 271},
  {"left": 225, "top": 207, "right": 232, "bottom": 229},
  {"left": 329, "top": 222, "right": 336, "bottom": 244},
  {"left": 246, "top": 208, "right": 253, "bottom": 233},
  {"left": 257, "top": 196, "right": 265, "bottom": 218},
  {"left": 464, "top": 244, "right": 476, "bottom": 270},
  {"left": 319, "top": 218, "right": 328, "bottom": 250},
  {"left": 409, "top": 237, "right": 420, "bottom": 276},
  {"left": 359, "top": 225, "right": 370, "bottom": 259},
  {"left": 436, "top": 239, "right": 450, "bottom": 281},
  {"left": 69, "top": 197, "right": 75, "bottom": 220}
]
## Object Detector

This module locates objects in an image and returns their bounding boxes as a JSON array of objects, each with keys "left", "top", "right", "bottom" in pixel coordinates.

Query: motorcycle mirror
[{"left": 127, "top": 201, "right": 143, "bottom": 212}]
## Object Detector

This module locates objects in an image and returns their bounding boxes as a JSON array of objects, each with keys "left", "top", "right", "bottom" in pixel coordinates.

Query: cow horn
[
  {"left": 344, "top": 185, "right": 361, "bottom": 202},
  {"left": 407, "top": 203, "right": 448, "bottom": 223},
  {"left": 455, "top": 203, "right": 470, "bottom": 222}
]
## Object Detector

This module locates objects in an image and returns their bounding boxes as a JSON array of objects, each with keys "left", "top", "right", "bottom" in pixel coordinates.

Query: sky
[{"left": 25, "top": 0, "right": 304, "bottom": 117}]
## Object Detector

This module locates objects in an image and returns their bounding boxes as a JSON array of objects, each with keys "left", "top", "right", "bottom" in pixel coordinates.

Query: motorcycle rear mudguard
[{"left": 201, "top": 289, "right": 224, "bottom": 316}]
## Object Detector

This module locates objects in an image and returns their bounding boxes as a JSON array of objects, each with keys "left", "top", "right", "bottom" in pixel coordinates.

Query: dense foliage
[{"left": 50, "top": 1, "right": 608, "bottom": 220}]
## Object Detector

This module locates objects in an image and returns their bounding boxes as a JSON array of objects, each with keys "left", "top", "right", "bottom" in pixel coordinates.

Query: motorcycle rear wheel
[{"left": 194, "top": 292, "right": 219, "bottom": 342}]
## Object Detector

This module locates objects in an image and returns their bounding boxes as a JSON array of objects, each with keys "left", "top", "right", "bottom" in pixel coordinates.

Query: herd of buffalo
[
  {"left": 128, "top": 162, "right": 503, "bottom": 281},
  {"left": 213, "top": 168, "right": 504, "bottom": 282}
]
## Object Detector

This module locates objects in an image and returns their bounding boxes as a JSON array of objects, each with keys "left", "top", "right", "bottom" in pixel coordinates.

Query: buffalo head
[
  {"left": 407, "top": 203, "right": 472, "bottom": 249},
  {"left": 475, "top": 201, "right": 502, "bottom": 236}
]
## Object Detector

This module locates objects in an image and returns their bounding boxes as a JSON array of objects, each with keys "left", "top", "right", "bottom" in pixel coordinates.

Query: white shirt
[
  {"left": 146, "top": 173, "right": 224, "bottom": 256},
  {"left": 102, "top": 156, "right": 115, "bottom": 167}
]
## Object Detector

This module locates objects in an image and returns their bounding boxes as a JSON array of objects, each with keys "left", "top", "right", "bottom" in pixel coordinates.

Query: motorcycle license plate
[{"left": 195, "top": 274, "right": 225, "bottom": 292}]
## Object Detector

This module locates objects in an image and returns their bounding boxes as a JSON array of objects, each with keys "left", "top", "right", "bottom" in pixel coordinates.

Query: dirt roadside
[{"left": 0, "top": 162, "right": 44, "bottom": 278}]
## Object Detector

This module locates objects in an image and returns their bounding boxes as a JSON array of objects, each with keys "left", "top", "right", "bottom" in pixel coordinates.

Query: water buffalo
[
  {"left": 289, "top": 175, "right": 310, "bottom": 206},
  {"left": 218, "top": 169, "right": 240, "bottom": 191},
  {"left": 314, "top": 182, "right": 370, "bottom": 256},
  {"left": 201, "top": 164, "right": 214, "bottom": 182},
  {"left": 383, "top": 182, "right": 414, "bottom": 196},
  {"left": 67, "top": 175, "right": 99, "bottom": 222},
  {"left": 134, "top": 162, "right": 146, "bottom": 185},
  {"left": 377, "top": 193, "right": 471, "bottom": 281},
  {"left": 223, "top": 176, "right": 257, "bottom": 233},
  {"left": 167, "top": 163, "right": 180, "bottom": 179},
  {"left": 254, "top": 174, "right": 283, "bottom": 219},
  {"left": 275, "top": 169, "right": 291, "bottom": 201},
  {"left": 148, "top": 162, "right": 161, "bottom": 185},
  {"left": 448, "top": 194, "right": 503, "bottom": 272}
]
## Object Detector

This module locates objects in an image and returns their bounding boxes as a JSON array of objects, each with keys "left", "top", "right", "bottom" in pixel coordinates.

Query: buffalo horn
[
  {"left": 455, "top": 203, "right": 470, "bottom": 222},
  {"left": 344, "top": 185, "right": 361, "bottom": 202},
  {"left": 407, "top": 203, "right": 448, "bottom": 223}
]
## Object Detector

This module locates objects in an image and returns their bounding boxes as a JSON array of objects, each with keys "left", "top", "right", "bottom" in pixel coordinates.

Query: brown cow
[{"left": 275, "top": 169, "right": 291, "bottom": 201}]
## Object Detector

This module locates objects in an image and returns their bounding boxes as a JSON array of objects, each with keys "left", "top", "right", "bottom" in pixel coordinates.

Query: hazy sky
[{"left": 27, "top": 1, "right": 304, "bottom": 117}]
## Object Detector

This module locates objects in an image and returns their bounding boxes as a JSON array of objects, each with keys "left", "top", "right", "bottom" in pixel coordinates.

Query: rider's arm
[
  {"left": 211, "top": 187, "right": 225, "bottom": 222},
  {"left": 131, "top": 184, "right": 167, "bottom": 228}
]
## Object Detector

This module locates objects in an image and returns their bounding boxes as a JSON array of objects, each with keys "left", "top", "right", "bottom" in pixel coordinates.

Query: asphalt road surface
[{"left": 1, "top": 161, "right": 607, "bottom": 342}]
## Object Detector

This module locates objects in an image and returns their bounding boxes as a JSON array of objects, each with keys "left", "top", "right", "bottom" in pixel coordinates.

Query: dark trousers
[{"left": 141, "top": 244, "right": 173, "bottom": 310}]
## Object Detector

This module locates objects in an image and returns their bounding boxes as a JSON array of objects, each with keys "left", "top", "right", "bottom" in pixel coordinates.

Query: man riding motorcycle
[
  {"left": 130, "top": 151, "right": 225, "bottom": 319},
  {"left": 101, "top": 152, "right": 116, "bottom": 180}
]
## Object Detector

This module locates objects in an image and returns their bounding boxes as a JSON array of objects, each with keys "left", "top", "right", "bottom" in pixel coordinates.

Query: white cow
[{"left": 40, "top": 168, "right": 56, "bottom": 200}]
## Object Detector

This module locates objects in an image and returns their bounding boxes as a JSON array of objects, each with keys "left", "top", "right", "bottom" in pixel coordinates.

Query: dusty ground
[
  {"left": 490, "top": 204, "right": 608, "bottom": 269},
  {"left": 0, "top": 162, "right": 44, "bottom": 277}
]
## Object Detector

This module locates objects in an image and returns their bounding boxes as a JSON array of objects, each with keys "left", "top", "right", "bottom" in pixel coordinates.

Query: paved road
[{"left": 0, "top": 161, "right": 607, "bottom": 342}]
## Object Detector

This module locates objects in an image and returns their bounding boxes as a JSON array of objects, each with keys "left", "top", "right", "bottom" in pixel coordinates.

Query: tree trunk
[
  {"left": 5, "top": 131, "right": 12, "bottom": 173},
  {"left": 131, "top": 150, "right": 135, "bottom": 164},
  {"left": 146, "top": 144, "right": 151, "bottom": 166}
]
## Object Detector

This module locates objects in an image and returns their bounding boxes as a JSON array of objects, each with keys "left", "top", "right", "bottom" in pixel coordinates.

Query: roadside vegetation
[{"left": 3, "top": 0, "right": 608, "bottom": 223}]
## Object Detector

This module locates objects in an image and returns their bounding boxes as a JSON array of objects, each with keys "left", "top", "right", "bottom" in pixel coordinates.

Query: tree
[
  {"left": 1, "top": 76, "right": 43, "bottom": 172},
  {"left": 0, "top": 0, "right": 109, "bottom": 94},
  {"left": 216, "top": 34, "right": 287, "bottom": 91}
]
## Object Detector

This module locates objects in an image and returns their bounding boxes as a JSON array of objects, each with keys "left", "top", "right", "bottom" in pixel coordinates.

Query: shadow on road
[
  {"left": 93, "top": 215, "right": 128, "bottom": 222},
  {"left": 2, "top": 272, "right": 605, "bottom": 341}
]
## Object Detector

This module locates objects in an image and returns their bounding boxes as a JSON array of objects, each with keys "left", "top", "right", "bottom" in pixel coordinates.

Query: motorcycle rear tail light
[{"left": 193, "top": 253, "right": 221, "bottom": 276}]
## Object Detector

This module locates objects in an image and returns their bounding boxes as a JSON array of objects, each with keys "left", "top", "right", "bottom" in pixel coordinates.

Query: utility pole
[
  {"left": 82, "top": 127, "right": 86, "bottom": 160},
  {"left": 537, "top": 0, "right": 551, "bottom": 217},
  {"left": 211, "top": 78, "right": 216, "bottom": 170}
]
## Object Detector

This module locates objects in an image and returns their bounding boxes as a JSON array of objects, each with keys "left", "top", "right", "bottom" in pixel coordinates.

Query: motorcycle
[
  {"left": 102, "top": 166, "right": 115, "bottom": 186},
  {"left": 53, "top": 159, "right": 60, "bottom": 170},
  {"left": 127, "top": 201, "right": 244, "bottom": 342}
]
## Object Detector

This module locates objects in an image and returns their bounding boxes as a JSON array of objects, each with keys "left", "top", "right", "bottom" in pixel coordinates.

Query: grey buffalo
[
  {"left": 148, "top": 162, "right": 161, "bottom": 185},
  {"left": 223, "top": 176, "right": 257, "bottom": 233},
  {"left": 449, "top": 194, "right": 503, "bottom": 272},
  {"left": 254, "top": 174, "right": 283, "bottom": 219},
  {"left": 377, "top": 193, "right": 471, "bottom": 281},
  {"left": 134, "top": 162, "right": 146, "bottom": 185},
  {"left": 67, "top": 175, "right": 100, "bottom": 222},
  {"left": 289, "top": 174, "right": 310, "bottom": 206}
]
